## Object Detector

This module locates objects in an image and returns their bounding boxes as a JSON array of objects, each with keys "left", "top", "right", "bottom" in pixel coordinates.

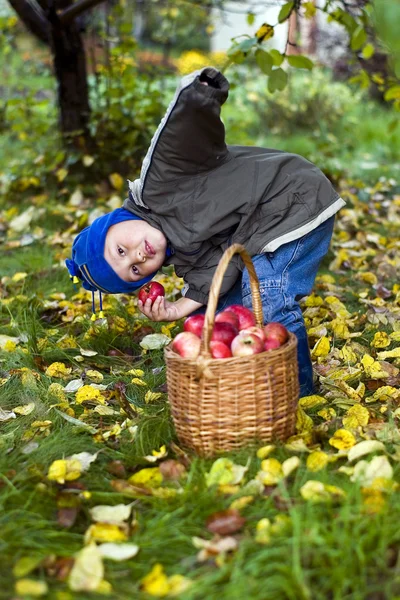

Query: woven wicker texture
[{"left": 165, "top": 244, "right": 299, "bottom": 456}]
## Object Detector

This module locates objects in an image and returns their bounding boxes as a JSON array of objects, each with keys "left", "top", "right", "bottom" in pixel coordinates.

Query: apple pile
[{"left": 171, "top": 305, "right": 289, "bottom": 359}]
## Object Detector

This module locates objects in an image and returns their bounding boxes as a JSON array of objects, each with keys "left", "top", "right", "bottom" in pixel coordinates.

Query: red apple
[
  {"left": 138, "top": 281, "right": 165, "bottom": 305},
  {"left": 264, "top": 338, "right": 282, "bottom": 351},
  {"left": 264, "top": 322, "right": 288, "bottom": 345},
  {"left": 215, "top": 310, "right": 240, "bottom": 330},
  {"left": 239, "top": 326, "right": 266, "bottom": 343},
  {"left": 231, "top": 333, "right": 265, "bottom": 357},
  {"left": 183, "top": 314, "right": 205, "bottom": 338},
  {"left": 171, "top": 332, "right": 201, "bottom": 359},
  {"left": 227, "top": 305, "right": 256, "bottom": 330},
  {"left": 210, "top": 340, "right": 232, "bottom": 359},
  {"left": 211, "top": 322, "right": 238, "bottom": 347}
]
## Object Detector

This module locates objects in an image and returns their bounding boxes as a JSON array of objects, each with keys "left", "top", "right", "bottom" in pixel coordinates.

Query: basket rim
[{"left": 164, "top": 331, "right": 298, "bottom": 364}]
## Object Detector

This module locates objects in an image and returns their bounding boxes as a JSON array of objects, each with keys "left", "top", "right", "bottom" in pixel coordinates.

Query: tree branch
[
  {"left": 7, "top": 0, "right": 50, "bottom": 44},
  {"left": 57, "top": 0, "right": 106, "bottom": 25}
]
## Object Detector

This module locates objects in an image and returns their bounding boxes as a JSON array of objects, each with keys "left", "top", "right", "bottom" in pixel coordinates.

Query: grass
[{"left": 1, "top": 176, "right": 400, "bottom": 599}]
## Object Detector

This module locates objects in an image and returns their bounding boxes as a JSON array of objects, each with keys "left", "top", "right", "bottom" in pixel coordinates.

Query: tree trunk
[{"left": 47, "top": 1, "right": 91, "bottom": 146}]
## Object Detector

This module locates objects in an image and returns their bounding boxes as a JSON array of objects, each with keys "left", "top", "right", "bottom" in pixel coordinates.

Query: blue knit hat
[{"left": 65, "top": 208, "right": 168, "bottom": 319}]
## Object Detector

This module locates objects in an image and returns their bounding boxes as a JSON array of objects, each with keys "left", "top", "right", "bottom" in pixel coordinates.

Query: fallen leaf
[
  {"left": 206, "top": 509, "right": 246, "bottom": 535},
  {"left": 68, "top": 543, "right": 104, "bottom": 592}
]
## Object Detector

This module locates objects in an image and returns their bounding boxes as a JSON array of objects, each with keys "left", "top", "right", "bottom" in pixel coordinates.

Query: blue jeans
[{"left": 193, "top": 216, "right": 335, "bottom": 397}]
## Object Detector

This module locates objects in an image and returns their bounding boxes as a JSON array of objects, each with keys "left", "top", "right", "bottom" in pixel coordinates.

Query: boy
[{"left": 66, "top": 67, "right": 345, "bottom": 396}]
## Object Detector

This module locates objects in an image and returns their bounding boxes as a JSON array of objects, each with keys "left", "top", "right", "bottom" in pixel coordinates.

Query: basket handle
[{"left": 200, "top": 243, "right": 263, "bottom": 357}]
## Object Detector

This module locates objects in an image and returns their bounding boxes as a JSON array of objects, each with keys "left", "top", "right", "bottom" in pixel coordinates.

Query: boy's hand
[{"left": 138, "top": 296, "right": 180, "bottom": 322}]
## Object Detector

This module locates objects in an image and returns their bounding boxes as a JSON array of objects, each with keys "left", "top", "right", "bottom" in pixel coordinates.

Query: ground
[{"left": 1, "top": 176, "right": 400, "bottom": 600}]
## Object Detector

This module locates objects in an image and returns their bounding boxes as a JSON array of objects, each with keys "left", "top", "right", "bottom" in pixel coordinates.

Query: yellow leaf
[
  {"left": 361, "top": 354, "right": 389, "bottom": 379},
  {"left": 318, "top": 407, "right": 336, "bottom": 420},
  {"left": 303, "top": 1, "right": 316, "bottom": 18},
  {"left": 140, "top": 563, "right": 171, "bottom": 597},
  {"left": 131, "top": 377, "right": 147, "bottom": 386},
  {"left": 300, "top": 480, "right": 345, "bottom": 503},
  {"left": 311, "top": 336, "right": 330, "bottom": 358},
  {"left": 256, "top": 444, "right": 276, "bottom": 459},
  {"left": 304, "top": 294, "right": 324, "bottom": 307},
  {"left": 255, "top": 518, "right": 271, "bottom": 544},
  {"left": 282, "top": 456, "right": 300, "bottom": 477},
  {"left": 129, "top": 467, "right": 163, "bottom": 488},
  {"left": 257, "top": 458, "right": 284, "bottom": 485},
  {"left": 13, "top": 402, "right": 35, "bottom": 416},
  {"left": 255, "top": 23, "right": 274, "bottom": 42},
  {"left": 127, "top": 369, "right": 145, "bottom": 376},
  {"left": 329, "top": 429, "right": 356, "bottom": 450},
  {"left": 205, "top": 458, "right": 249, "bottom": 487},
  {"left": 109, "top": 173, "right": 124, "bottom": 190},
  {"left": 15, "top": 579, "right": 48, "bottom": 597},
  {"left": 296, "top": 407, "right": 314, "bottom": 433},
  {"left": 358, "top": 272, "right": 378, "bottom": 285},
  {"left": 68, "top": 544, "right": 104, "bottom": 592},
  {"left": 145, "top": 391, "right": 163, "bottom": 403},
  {"left": 82, "top": 155, "right": 95, "bottom": 167},
  {"left": 377, "top": 348, "right": 400, "bottom": 360},
  {"left": 299, "top": 395, "right": 326, "bottom": 410},
  {"left": 56, "top": 167, "right": 68, "bottom": 182},
  {"left": 48, "top": 383, "right": 67, "bottom": 402},
  {"left": 47, "top": 459, "right": 82, "bottom": 484},
  {"left": 230, "top": 495, "right": 254, "bottom": 510},
  {"left": 45, "top": 362, "right": 72, "bottom": 378},
  {"left": 337, "top": 380, "right": 363, "bottom": 402},
  {"left": 331, "top": 318, "right": 350, "bottom": 339},
  {"left": 306, "top": 451, "right": 329, "bottom": 472},
  {"left": 75, "top": 385, "right": 106, "bottom": 405},
  {"left": 339, "top": 344, "right": 358, "bottom": 364},
  {"left": 343, "top": 404, "right": 370, "bottom": 429},
  {"left": 371, "top": 332, "right": 391, "bottom": 349},
  {"left": 86, "top": 370, "right": 104, "bottom": 383},
  {"left": 371, "top": 386, "right": 400, "bottom": 402},
  {"left": 85, "top": 523, "right": 128, "bottom": 544}
]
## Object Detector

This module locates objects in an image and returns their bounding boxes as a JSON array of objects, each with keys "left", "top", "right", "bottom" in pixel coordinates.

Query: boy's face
[{"left": 104, "top": 220, "right": 167, "bottom": 282}]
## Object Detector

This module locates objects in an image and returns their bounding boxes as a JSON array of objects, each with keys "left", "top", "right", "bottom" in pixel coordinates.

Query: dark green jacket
[{"left": 124, "top": 67, "right": 345, "bottom": 305}]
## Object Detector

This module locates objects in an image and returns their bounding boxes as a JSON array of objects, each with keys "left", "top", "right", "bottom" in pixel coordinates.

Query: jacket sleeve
[
  {"left": 143, "top": 67, "right": 230, "bottom": 185},
  {"left": 175, "top": 252, "right": 243, "bottom": 305}
]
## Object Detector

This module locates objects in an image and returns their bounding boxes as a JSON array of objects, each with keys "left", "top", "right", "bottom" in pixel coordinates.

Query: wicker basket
[{"left": 165, "top": 244, "right": 299, "bottom": 456}]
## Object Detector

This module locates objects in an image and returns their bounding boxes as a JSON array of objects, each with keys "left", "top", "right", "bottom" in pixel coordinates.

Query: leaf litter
[{"left": 1, "top": 177, "right": 400, "bottom": 595}]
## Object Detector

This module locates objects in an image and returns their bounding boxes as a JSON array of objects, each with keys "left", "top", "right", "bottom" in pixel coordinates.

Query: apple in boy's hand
[
  {"left": 210, "top": 340, "right": 232, "bottom": 359},
  {"left": 183, "top": 314, "right": 205, "bottom": 338},
  {"left": 264, "top": 322, "right": 288, "bottom": 345},
  {"left": 239, "top": 326, "right": 266, "bottom": 343},
  {"left": 211, "top": 322, "right": 238, "bottom": 347},
  {"left": 138, "top": 282, "right": 165, "bottom": 305},
  {"left": 231, "top": 333, "right": 264, "bottom": 357},
  {"left": 227, "top": 305, "right": 256, "bottom": 330},
  {"left": 171, "top": 332, "right": 201, "bottom": 359},
  {"left": 215, "top": 310, "right": 240, "bottom": 330},
  {"left": 264, "top": 338, "right": 282, "bottom": 351}
]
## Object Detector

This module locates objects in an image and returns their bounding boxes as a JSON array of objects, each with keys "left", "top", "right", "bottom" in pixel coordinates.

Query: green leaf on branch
[
  {"left": 287, "top": 55, "right": 314, "bottom": 70},
  {"left": 303, "top": 1, "right": 316, "bottom": 19},
  {"left": 384, "top": 86, "right": 400, "bottom": 101},
  {"left": 247, "top": 12, "right": 255, "bottom": 26},
  {"left": 278, "top": 2, "right": 294, "bottom": 23},
  {"left": 269, "top": 49, "right": 284, "bottom": 66},
  {"left": 349, "top": 69, "right": 370, "bottom": 89},
  {"left": 268, "top": 68, "right": 288, "bottom": 93},
  {"left": 351, "top": 25, "right": 367, "bottom": 51},
  {"left": 328, "top": 9, "right": 358, "bottom": 34},
  {"left": 361, "top": 43, "right": 375, "bottom": 59},
  {"left": 255, "top": 49, "right": 274, "bottom": 75},
  {"left": 237, "top": 37, "right": 258, "bottom": 53}
]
